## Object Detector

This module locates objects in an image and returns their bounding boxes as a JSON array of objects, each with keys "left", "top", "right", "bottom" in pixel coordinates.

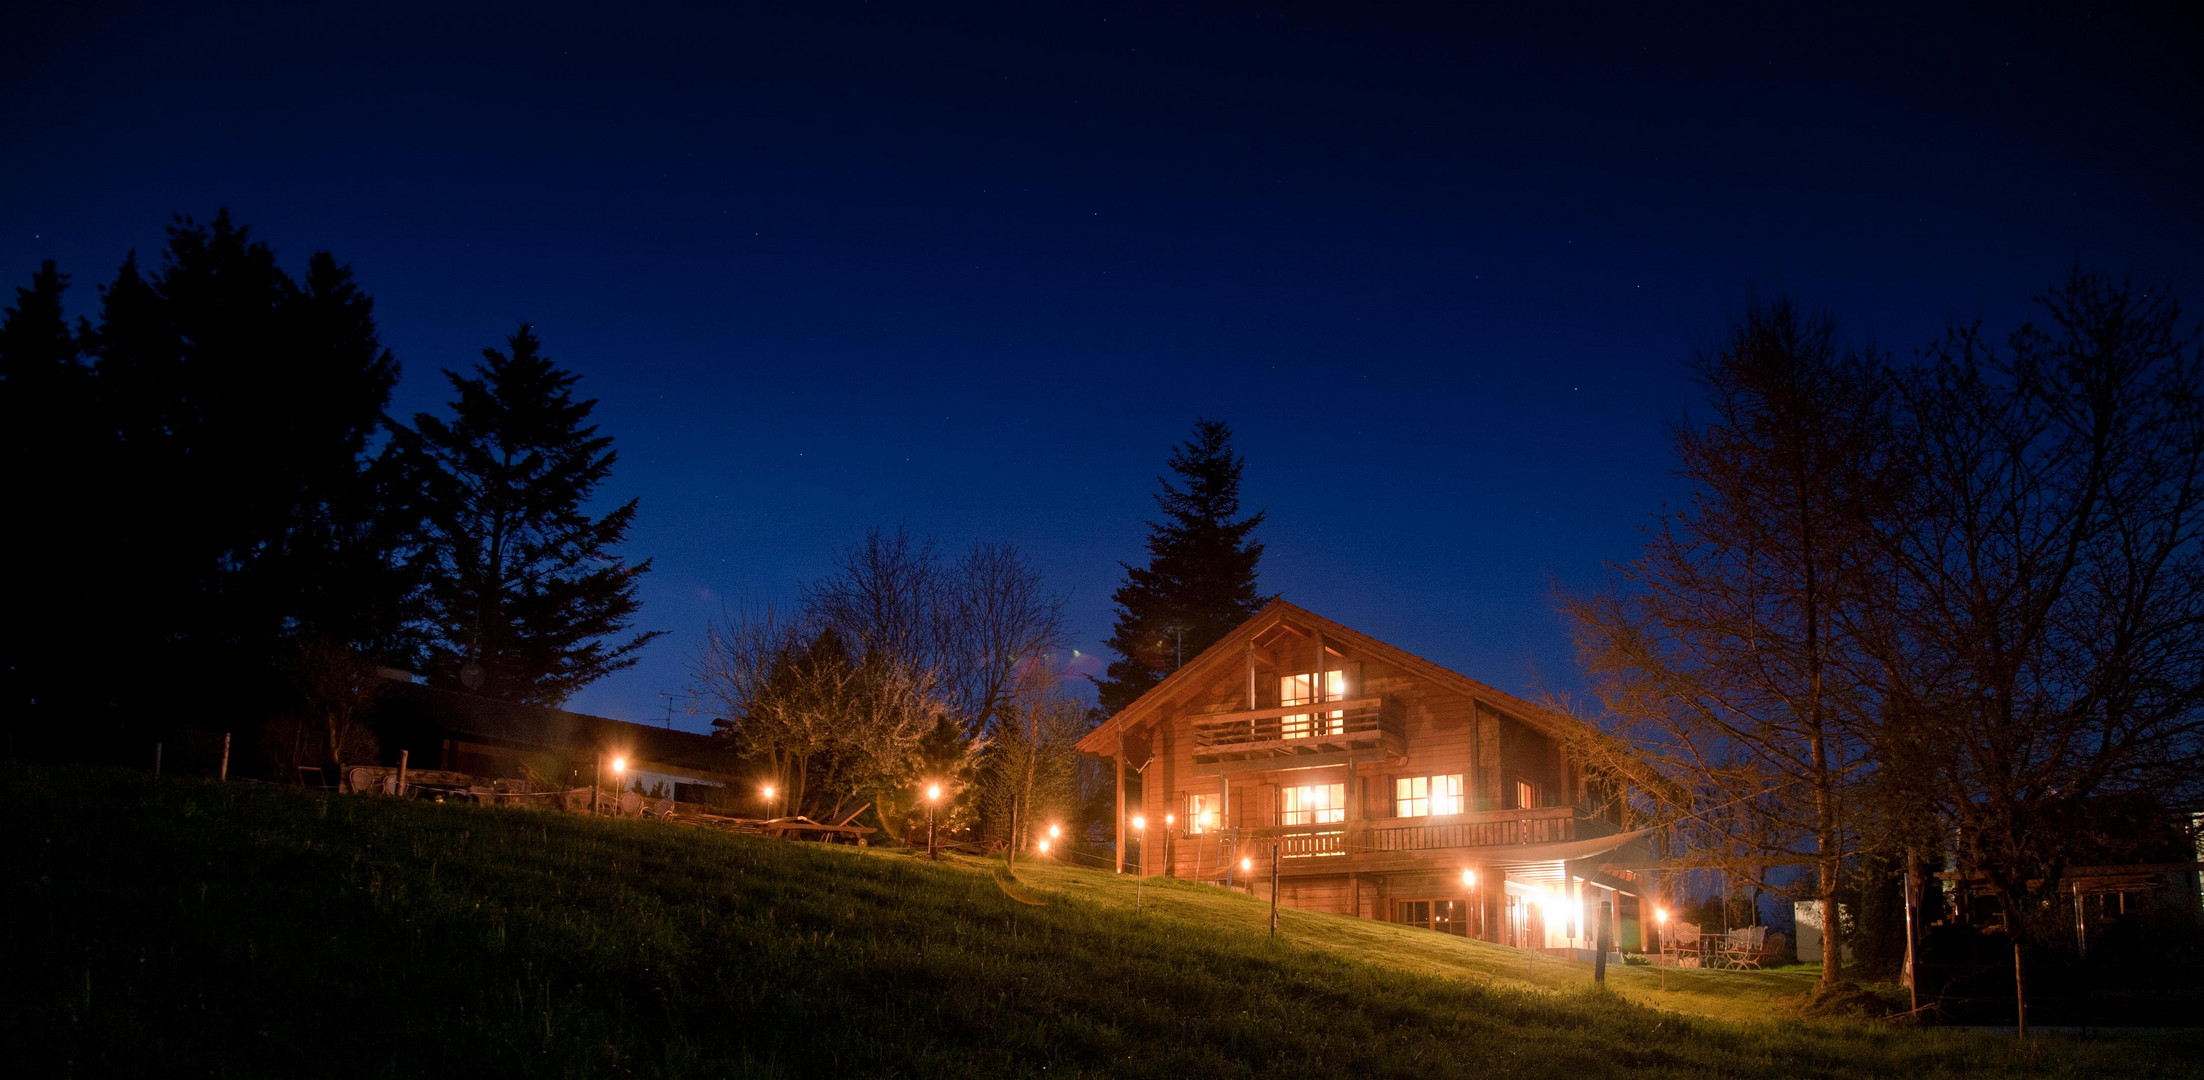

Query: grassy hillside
[{"left": 5, "top": 765, "right": 2195, "bottom": 1079}]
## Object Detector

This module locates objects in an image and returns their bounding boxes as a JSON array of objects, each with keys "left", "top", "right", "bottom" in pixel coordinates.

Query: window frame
[
  {"left": 1279, "top": 782, "right": 1346, "bottom": 826},
  {"left": 1394, "top": 773, "right": 1465, "bottom": 818}
]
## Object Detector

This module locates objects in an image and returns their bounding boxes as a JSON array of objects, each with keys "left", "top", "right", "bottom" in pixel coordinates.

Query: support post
[
  {"left": 218, "top": 733, "right": 231, "bottom": 782},
  {"left": 1114, "top": 737, "right": 1126, "bottom": 874},
  {"left": 397, "top": 749, "right": 409, "bottom": 797},
  {"left": 1596, "top": 900, "right": 1613, "bottom": 984}
]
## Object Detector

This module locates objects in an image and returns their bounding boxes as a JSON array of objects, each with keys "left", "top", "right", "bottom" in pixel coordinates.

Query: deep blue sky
[{"left": 7, "top": 3, "right": 2199, "bottom": 730}]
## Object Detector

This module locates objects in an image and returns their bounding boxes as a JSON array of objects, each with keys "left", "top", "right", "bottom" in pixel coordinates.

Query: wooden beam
[
  {"left": 1245, "top": 639, "right": 1256, "bottom": 710},
  {"left": 1114, "top": 734, "right": 1126, "bottom": 874}
]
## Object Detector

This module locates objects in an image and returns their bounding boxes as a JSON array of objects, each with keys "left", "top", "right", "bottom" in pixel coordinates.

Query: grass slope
[{"left": 5, "top": 765, "right": 2195, "bottom": 1079}]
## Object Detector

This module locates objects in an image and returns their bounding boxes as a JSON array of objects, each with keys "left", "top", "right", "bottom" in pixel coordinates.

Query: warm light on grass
[{"left": 13, "top": 764, "right": 2175, "bottom": 1078}]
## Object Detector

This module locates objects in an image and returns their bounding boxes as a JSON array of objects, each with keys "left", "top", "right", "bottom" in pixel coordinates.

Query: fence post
[
  {"left": 397, "top": 749, "right": 409, "bottom": 796},
  {"left": 218, "top": 733, "right": 231, "bottom": 781}
]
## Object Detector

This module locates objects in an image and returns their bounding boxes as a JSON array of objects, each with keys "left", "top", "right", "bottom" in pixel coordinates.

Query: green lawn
[
  {"left": 1009, "top": 857, "right": 1835, "bottom": 1026},
  {"left": 5, "top": 764, "right": 2195, "bottom": 1078}
]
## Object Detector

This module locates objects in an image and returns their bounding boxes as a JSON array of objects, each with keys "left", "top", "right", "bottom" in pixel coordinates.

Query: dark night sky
[{"left": 6, "top": 3, "right": 2199, "bottom": 729}]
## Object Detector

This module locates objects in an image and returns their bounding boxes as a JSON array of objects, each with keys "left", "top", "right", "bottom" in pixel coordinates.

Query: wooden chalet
[{"left": 1077, "top": 600, "right": 1663, "bottom": 956}]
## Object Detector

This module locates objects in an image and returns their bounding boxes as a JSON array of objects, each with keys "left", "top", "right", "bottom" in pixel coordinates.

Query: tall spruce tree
[
  {"left": 0, "top": 262, "right": 94, "bottom": 734},
  {"left": 7, "top": 214, "right": 411, "bottom": 747},
  {"left": 1096, "top": 418, "right": 1266, "bottom": 715},
  {"left": 408, "top": 326, "right": 661, "bottom": 705}
]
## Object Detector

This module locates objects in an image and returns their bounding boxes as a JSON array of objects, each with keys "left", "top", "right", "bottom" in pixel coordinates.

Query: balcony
[
  {"left": 1166, "top": 806, "right": 1604, "bottom": 872},
  {"left": 1188, "top": 696, "right": 1404, "bottom": 763}
]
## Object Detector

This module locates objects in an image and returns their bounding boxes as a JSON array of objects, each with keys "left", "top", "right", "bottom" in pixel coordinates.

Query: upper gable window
[{"left": 1280, "top": 670, "right": 1346, "bottom": 739}]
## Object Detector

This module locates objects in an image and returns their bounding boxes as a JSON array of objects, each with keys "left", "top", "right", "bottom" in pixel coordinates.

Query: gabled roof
[{"left": 1076, "top": 599, "right": 1674, "bottom": 797}]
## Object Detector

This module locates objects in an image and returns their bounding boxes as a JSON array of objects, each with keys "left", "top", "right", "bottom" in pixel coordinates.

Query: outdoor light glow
[
  {"left": 1037, "top": 839, "right": 1051, "bottom": 854},
  {"left": 761, "top": 785, "right": 775, "bottom": 800},
  {"left": 1048, "top": 824, "right": 1060, "bottom": 839},
  {"left": 1240, "top": 857, "right": 1252, "bottom": 871},
  {"left": 1657, "top": 908, "right": 1669, "bottom": 924},
  {"left": 927, "top": 784, "right": 941, "bottom": 802},
  {"left": 1165, "top": 813, "right": 1175, "bottom": 826},
  {"left": 1132, "top": 816, "right": 1146, "bottom": 830},
  {"left": 610, "top": 757, "right": 627, "bottom": 773},
  {"left": 1461, "top": 869, "right": 1476, "bottom": 888}
]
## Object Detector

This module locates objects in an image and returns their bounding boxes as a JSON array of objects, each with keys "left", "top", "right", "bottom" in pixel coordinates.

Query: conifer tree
[
  {"left": 1095, "top": 418, "right": 1266, "bottom": 715},
  {"left": 0, "top": 262, "right": 93, "bottom": 731},
  {"left": 6, "top": 214, "right": 412, "bottom": 744},
  {"left": 409, "top": 326, "right": 661, "bottom": 705}
]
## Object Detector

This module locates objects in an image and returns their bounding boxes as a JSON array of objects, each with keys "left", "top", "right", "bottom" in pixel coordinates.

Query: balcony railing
[
  {"left": 1167, "top": 806, "right": 1600, "bottom": 867},
  {"left": 1188, "top": 697, "right": 1403, "bottom": 761}
]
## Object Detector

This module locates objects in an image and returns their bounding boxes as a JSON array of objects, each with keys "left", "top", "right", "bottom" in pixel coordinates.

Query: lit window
[
  {"left": 1433, "top": 774, "right": 1464, "bottom": 815},
  {"left": 1280, "top": 783, "right": 1345, "bottom": 826},
  {"left": 1280, "top": 670, "right": 1347, "bottom": 739},
  {"left": 1395, "top": 776, "right": 1429, "bottom": 817},
  {"left": 1516, "top": 779, "right": 1538, "bottom": 809},
  {"left": 1189, "top": 793, "right": 1218, "bottom": 835},
  {"left": 1395, "top": 774, "right": 1464, "bottom": 817},
  {"left": 1393, "top": 899, "right": 1472, "bottom": 936}
]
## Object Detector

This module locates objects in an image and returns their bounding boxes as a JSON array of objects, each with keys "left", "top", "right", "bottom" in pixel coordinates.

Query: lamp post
[
  {"left": 593, "top": 752, "right": 628, "bottom": 814},
  {"left": 761, "top": 784, "right": 777, "bottom": 820},
  {"left": 926, "top": 783, "right": 942, "bottom": 859},
  {"left": 1463, "top": 869, "right": 1482, "bottom": 940},
  {"left": 1164, "top": 813, "right": 1175, "bottom": 875},
  {"left": 1656, "top": 908, "right": 1669, "bottom": 991},
  {"left": 1269, "top": 842, "right": 1280, "bottom": 935}
]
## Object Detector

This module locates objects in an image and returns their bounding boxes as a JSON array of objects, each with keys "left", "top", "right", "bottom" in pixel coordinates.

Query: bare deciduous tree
[
  {"left": 803, "top": 526, "right": 1066, "bottom": 736},
  {"left": 694, "top": 608, "right": 941, "bottom": 823},
  {"left": 1872, "top": 271, "right": 2204, "bottom": 1028},
  {"left": 264, "top": 636, "right": 385, "bottom": 784},
  {"left": 1567, "top": 296, "right": 1895, "bottom": 987},
  {"left": 978, "top": 663, "right": 1088, "bottom": 860}
]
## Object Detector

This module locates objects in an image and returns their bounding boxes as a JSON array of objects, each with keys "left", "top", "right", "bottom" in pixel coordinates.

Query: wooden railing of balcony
[
  {"left": 1187, "top": 697, "right": 1403, "bottom": 760},
  {"left": 1166, "top": 806, "right": 1601, "bottom": 871}
]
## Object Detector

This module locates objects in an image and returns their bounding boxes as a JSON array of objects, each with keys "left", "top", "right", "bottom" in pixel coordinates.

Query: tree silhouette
[
  {"left": 4, "top": 213, "right": 412, "bottom": 748},
  {"left": 408, "top": 326, "right": 660, "bottom": 705},
  {"left": 1095, "top": 418, "right": 1266, "bottom": 715}
]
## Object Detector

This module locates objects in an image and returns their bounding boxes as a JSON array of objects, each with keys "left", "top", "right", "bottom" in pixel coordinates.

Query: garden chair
[
  {"left": 1717, "top": 926, "right": 1766, "bottom": 969},
  {"left": 620, "top": 791, "right": 644, "bottom": 818},
  {"left": 1660, "top": 920, "right": 1703, "bottom": 968}
]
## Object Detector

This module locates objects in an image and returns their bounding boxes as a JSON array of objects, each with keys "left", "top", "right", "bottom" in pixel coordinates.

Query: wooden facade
[{"left": 1078, "top": 600, "right": 1660, "bottom": 955}]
